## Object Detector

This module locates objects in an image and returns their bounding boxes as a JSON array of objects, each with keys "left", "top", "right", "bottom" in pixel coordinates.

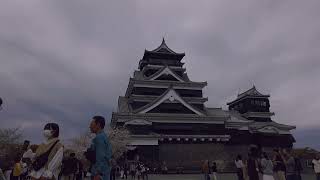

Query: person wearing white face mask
[{"left": 30, "top": 123, "right": 63, "bottom": 180}]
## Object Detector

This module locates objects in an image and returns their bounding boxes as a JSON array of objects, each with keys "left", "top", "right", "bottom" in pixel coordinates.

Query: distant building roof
[
  {"left": 227, "top": 86, "right": 270, "bottom": 105},
  {"left": 293, "top": 147, "right": 319, "bottom": 158}
]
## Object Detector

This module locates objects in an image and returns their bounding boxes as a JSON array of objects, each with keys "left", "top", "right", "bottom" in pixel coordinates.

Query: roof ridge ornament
[{"left": 160, "top": 37, "right": 168, "bottom": 49}]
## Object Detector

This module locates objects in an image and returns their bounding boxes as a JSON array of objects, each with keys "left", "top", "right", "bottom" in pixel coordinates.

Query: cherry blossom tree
[{"left": 68, "top": 126, "right": 130, "bottom": 159}]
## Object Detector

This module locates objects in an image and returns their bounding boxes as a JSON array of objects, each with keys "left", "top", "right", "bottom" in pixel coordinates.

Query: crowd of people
[
  {"left": 108, "top": 159, "right": 150, "bottom": 180},
  {"left": 1, "top": 117, "right": 320, "bottom": 180},
  {"left": 125, "top": 162, "right": 149, "bottom": 180},
  {"left": 0, "top": 113, "right": 153, "bottom": 180},
  {"left": 199, "top": 146, "right": 320, "bottom": 180},
  {"left": 232, "top": 147, "right": 303, "bottom": 180},
  {"left": 0, "top": 116, "right": 113, "bottom": 180},
  {"left": 201, "top": 160, "right": 218, "bottom": 180}
]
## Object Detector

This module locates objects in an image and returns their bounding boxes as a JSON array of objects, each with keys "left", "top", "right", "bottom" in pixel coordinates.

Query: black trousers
[
  {"left": 11, "top": 176, "right": 19, "bottom": 180},
  {"left": 110, "top": 169, "right": 116, "bottom": 180},
  {"left": 236, "top": 168, "right": 244, "bottom": 180}
]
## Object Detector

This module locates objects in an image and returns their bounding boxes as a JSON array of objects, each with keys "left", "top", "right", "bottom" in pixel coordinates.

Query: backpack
[{"left": 84, "top": 148, "right": 96, "bottom": 164}]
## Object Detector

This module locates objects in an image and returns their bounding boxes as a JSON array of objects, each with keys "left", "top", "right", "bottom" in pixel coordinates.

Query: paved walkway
[{"left": 117, "top": 173, "right": 316, "bottom": 180}]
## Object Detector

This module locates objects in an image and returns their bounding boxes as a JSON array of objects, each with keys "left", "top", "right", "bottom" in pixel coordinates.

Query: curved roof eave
[{"left": 133, "top": 87, "right": 206, "bottom": 116}]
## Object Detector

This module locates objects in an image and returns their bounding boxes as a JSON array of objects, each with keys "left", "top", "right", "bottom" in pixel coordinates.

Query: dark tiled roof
[
  {"left": 237, "top": 86, "right": 269, "bottom": 99},
  {"left": 149, "top": 38, "right": 184, "bottom": 55},
  {"left": 141, "top": 39, "right": 185, "bottom": 63},
  {"left": 227, "top": 86, "right": 270, "bottom": 105}
]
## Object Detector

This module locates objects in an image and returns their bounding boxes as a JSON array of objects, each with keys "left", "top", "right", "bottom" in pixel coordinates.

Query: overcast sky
[{"left": 0, "top": 0, "right": 319, "bottom": 149}]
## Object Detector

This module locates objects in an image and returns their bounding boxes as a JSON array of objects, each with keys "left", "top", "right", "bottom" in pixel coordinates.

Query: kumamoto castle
[{"left": 111, "top": 39, "right": 296, "bottom": 171}]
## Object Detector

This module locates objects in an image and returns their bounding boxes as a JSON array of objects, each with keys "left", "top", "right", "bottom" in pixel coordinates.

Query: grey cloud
[{"left": 0, "top": 1, "right": 319, "bottom": 147}]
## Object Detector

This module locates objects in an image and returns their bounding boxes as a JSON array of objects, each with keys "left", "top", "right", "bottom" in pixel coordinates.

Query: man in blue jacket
[{"left": 89, "top": 116, "right": 112, "bottom": 180}]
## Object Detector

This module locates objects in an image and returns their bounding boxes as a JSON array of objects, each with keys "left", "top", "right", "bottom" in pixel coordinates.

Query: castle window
[{"left": 262, "top": 102, "right": 267, "bottom": 106}]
